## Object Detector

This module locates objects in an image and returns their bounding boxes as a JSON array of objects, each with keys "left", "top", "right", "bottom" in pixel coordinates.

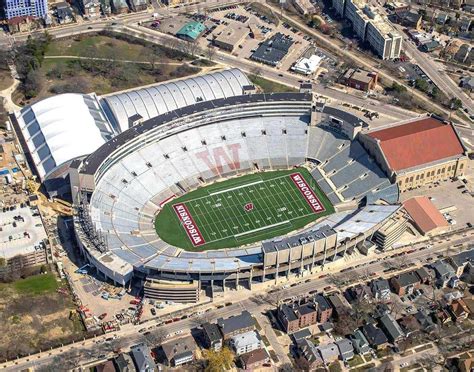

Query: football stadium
[{"left": 13, "top": 68, "right": 466, "bottom": 302}]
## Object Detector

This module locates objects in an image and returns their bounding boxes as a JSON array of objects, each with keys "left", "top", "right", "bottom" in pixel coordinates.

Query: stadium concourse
[{"left": 13, "top": 68, "right": 409, "bottom": 302}]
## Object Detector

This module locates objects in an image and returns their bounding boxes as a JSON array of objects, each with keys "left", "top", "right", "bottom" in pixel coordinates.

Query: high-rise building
[
  {"left": 331, "top": 0, "right": 402, "bottom": 60},
  {"left": 3, "top": 0, "right": 48, "bottom": 19}
]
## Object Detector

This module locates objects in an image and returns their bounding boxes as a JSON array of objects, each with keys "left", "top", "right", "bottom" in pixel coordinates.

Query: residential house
[
  {"left": 379, "top": 314, "right": 404, "bottom": 343},
  {"left": 414, "top": 311, "right": 437, "bottom": 333},
  {"left": 396, "top": 10, "right": 423, "bottom": 29},
  {"left": 317, "top": 343, "right": 339, "bottom": 365},
  {"left": 202, "top": 322, "right": 222, "bottom": 351},
  {"left": 130, "top": 344, "right": 156, "bottom": 372},
  {"left": 129, "top": 0, "right": 147, "bottom": 11},
  {"left": 55, "top": 2, "right": 74, "bottom": 24},
  {"left": 448, "top": 249, "right": 474, "bottom": 277},
  {"left": 7, "top": 16, "right": 35, "bottom": 33},
  {"left": 350, "top": 330, "right": 371, "bottom": 355},
  {"left": 390, "top": 272, "right": 420, "bottom": 296},
  {"left": 277, "top": 302, "right": 317, "bottom": 334},
  {"left": 327, "top": 293, "right": 352, "bottom": 319},
  {"left": 398, "top": 315, "right": 421, "bottom": 337},
  {"left": 370, "top": 279, "right": 391, "bottom": 301},
  {"left": 347, "top": 284, "right": 373, "bottom": 304},
  {"left": 114, "top": 353, "right": 135, "bottom": 372},
  {"left": 335, "top": 338, "right": 354, "bottom": 361},
  {"left": 292, "top": 328, "right": 312, "bottom": 343},
  {"left": 444, "top": 290, "right": 463, "bottom": 304},
  {"left": 449, "top": 299, "right": 470, "bottom": 322},
  {"left": 313, "top": 294, "right": 333, "bottom": 323},
  {"left": 295, "top": 339, "right": 324, "bottom": 370},
  {"left": 161, "top": 336, "right": 196, "bottom": 367},
  {"left": 362, "top": 324, "right": 389, "bottom": 349},
  {"left": 436, "top": 12, "right": 449, "bottom": 24},
  {"left": 432, "top": 260, "right": 456, "bottom": 287},
  {"left": 82, "top": 0, "right": 101, "bottom": 19},
  {"left": 435, "top": 308, "right": 452, "bottom": 325},
  {"left": 100, "top": 0, "right": 112, "bottom": 15},
  {"left": 415, "top": 267, "right": 431, "bottom": 284},
  {"left": 454, "top": 44, "right": 471, "bottom": 64},
  {"left": 230, "top": 331, "right": 262, "bottom": 356},
  {"left": 111, "top": 0, "right": 129, "bottom": 13},
  {"left": 420, "top": 40, "right": 441, "bottom": 53},
  {"left": 460, "top": 76, "right": 474, "bottom": 92},
  {"left": 217, "top": 311, "right": 255, "bottom": 340},
  {"left": 239, "top": 348, "right": 270, "bottom": 371}
]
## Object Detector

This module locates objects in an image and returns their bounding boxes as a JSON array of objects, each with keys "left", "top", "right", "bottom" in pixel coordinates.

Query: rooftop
[
  {"left": 403, "top": 196, "right": 448, "bottom": 234},
  {"left": 367, "top": 117, "right": 465, "bottom": 172},
  {"left": 161, "top": 336, "right": 196, "bottom": 362},
  {"left": 217, "top": 311, "right": 255, "bottom": 336},
  {"left": 176, "top": 21, "right": 205, "bottom": 40}
]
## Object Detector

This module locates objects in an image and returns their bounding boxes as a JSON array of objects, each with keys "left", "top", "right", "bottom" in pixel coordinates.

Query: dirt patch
[{"left": 0, "top": 275, "right": 86, "bottom": 360}]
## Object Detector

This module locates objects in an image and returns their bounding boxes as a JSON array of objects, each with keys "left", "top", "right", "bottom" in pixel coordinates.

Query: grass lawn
[
  {"left": 249, "top": 74, "right": 297, "bottom": 93},
  {"left": 155, "top": 168, "right": 334, "bottom": 251},
  {"left": 45, "top": 34, "right": 188, "bottom": 63},
  {"left": 348, "top": 355, "right": 364, "bottom": 367},
  {"left": 10, "top": 273, "right": 59, "bottom": 295},
  {"left": 15, "top": 33, "right": 200, "bottom": 105}
]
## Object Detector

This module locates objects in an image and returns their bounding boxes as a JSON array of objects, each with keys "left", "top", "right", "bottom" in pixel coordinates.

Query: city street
[{"left": 3, "top": 227, "right": 472, "bottom": 371}]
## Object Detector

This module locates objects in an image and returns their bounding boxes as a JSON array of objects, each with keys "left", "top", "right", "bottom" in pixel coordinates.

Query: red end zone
[
  {"left": 172, "top": 203, "right": 206, "bottom": 247},
  {"left": 290, "top": 173, "right": 326, "bottom": 213}
]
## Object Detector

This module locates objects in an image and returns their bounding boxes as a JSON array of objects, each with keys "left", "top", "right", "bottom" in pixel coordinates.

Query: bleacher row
[
  {"left": 89, "top": 115, "right": 311, "bottom": 264},
  {"left": 307, "top": 126, "right": 399, "bottom": 205},
  {"left": 88, "top": 120, "right": 398, "bottom": 264}
]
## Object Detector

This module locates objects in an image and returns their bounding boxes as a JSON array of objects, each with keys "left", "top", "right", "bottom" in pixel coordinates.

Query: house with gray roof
[
  {"left": 350, "top": 329, "right": 371, "bottom": 354},
  {"left": 130, "top": 343, "right": 156, "bottom": 372},
  {"left": 460, "top": 76, "right": 474, "bottom": 92},
  {"left": 317, "top": 343, "right": 339, "bottom": 364},
  {"left": 202, "top": 322, "right": 222, "bottom": 351},
  {"left": 448, "top": 249, "right": 474, "bottom": 276},
  {"left": 390, "top": 271, "right": 420, "bottom": 296},
  {"left": 161, "top": 335, "right": 196, "bottom": 367},
  {"left": 295, "top": 339, "right": 323, "bottom": 370},
  {"left": 114, "top": 353, "right": 135, "bottom": 372},
  {"left": 335, "top": 338, "right": 354, "bottom": 361},
  {"left": 431, "top": 260, "right": 456, "bottom": 287},
  {"left": 362, "top": 323, "right": 388, "bottom": 349},
  {"left": 217, "top": 310, "right": 255, "bottom": 340},
  {"left": 370, "top": 278, "right": 391, "bottom": 301},
  {"left": 379, "top": 314, "right": 404, "bottom": 343}
]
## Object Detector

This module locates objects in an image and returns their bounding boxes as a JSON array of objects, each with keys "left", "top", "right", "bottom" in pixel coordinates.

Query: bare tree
[
  {"left": 143, "top": 327, "right": 167, "bottom": 348},
  {"left": 205, "top": 45, "right": 216, "bottom": 62}
]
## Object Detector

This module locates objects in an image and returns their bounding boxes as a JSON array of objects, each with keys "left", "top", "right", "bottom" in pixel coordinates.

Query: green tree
[
  {"left": 204, "top": 347, "right": 234, "bottom": 372},
  {"left": 449, "top": 98, "right": 463, "bottom": 110},
  {"left": 431, "top": 86, "right": 441, "bottom": 99},
  {"left": 0, "top": 257, "right": 5, "bottom": 267},
  {"left": 414, "top": 78, "right": 430, "bottom": 93}
]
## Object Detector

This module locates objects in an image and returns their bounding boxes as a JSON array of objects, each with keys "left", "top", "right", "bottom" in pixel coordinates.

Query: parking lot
[{"left": 399, "top": 173, "right": 474, "bottom": 230}]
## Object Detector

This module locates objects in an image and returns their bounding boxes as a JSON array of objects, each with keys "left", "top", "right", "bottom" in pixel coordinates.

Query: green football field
[{"left": 154, "top": 168, "right": 334, "bottom": 251}]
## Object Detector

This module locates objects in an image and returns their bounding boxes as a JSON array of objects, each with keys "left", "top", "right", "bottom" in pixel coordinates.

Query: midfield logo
[{"left": 244, "top": 203, "right": 254, "bottom": 212}]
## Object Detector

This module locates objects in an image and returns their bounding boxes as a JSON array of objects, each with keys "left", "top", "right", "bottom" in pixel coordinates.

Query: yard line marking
[
  {"left": 234, "top": 220, "right": 290, "bottom": 237},
  {"left": 210, "top": 180, "right": 264, "bottom": 195}
]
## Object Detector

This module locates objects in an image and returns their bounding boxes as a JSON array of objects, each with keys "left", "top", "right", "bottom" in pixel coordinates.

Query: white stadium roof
[
  {"left": 100, "top": 68, "right": 252, "bottom": 132},
  {"left": 16, "top": 93, "right": 113, "bottom": 180}
]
